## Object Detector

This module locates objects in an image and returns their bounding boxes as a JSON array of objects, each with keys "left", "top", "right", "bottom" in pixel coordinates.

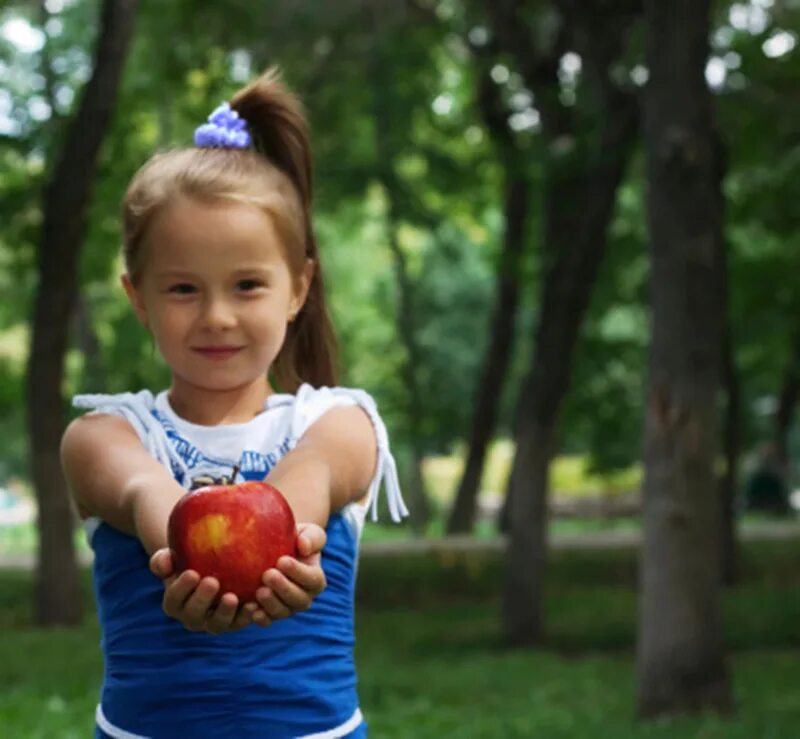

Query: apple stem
[{"left": 231, "top": 464, "right": 240, "bottom": 483}]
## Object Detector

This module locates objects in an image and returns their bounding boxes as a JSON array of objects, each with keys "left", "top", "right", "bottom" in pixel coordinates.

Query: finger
[
  {"left": 295, "top": 523, "right": 326, "bottom": 558},
  {"left": 162, "top": 570, "right": 200, "bottom": 616},
  {"left": 231, "top": 602, "right": 259, "bottom": 631},
  {"left": 275, "top": 557, "right": 326, "bottom": 596},
  {"left": 179, "top": 577, "right": 220, "bottom": 629},
  {"left": 149, "top": 549, "right": 174, "bottom": 579},
  {"left": 262, "top": 569, "right": 315, "bottom": 613},
  {"left": 255, "top": 587, "right": 292, "bottom": 621},
  {"left": 251, "top": 607, "right": 272, "bottom": 628},
  {"left": 204, "top": 592, "right": 239, "bottom": 635}
]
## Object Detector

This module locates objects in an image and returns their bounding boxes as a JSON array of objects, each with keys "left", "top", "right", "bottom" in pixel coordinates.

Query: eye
[
  {"left": 236, "top": 278, "right": 264, "bottom": 292},
  {"left": 168, "top": 283, "right": 197, "bottom": 295}
]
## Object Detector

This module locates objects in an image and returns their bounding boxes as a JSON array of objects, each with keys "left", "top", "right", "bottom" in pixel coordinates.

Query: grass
[
  {"left": 0, "top": 626, "right": 101, "bottom": 739},
  {"left": 359, "top": 607, "right": 800, "bottom": 738},
  {"left": 1, "top": 539, "right": 799, "bottom": 737}
]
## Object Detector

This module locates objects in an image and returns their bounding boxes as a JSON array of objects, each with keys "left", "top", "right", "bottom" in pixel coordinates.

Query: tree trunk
[
  {"left": 447, "top": 66, "right": 529, "bottom": 535},
  {"left": 502, "top": 116, "right": 636, "bottom": 642},
  {"left": 446, "top": 174, "right": 527, "bottom": 533},
  {"left": 715, "top": 137, "right": 739, "bottom": 586},
  {"left": 27, "top": 0, "right": 139, "bottom": 627},
  {"left": 637, "top": 0, "right": 734, "bottom": 716},
  {"left": 774, "top": 330, "right": 800, "bottom": 468},
  {"left": 719, "top": 323, "right": 741, "bottom": 586},
  {"left": 503, "top": 417, "right": 551, "bottom": 641},
  {"left": 74, "top": 294, "right": 106, "bottom": 392},
  {"left": 485, "top": 0, "right": 639, "bottom": 645},
  {"left": 383, "top": 203, "right": 431, "bottom": 531}
]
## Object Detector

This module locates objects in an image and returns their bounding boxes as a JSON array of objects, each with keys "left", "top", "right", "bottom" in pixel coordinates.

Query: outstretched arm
[
  {"left": 147, "top": 404, "right": 377, "bottom": 626},
  {"left": 60, "top": 413, "right": 184, "bottom": 554},
  {"left": 251, "top": 404, "right": 378, "bottom": 620},
  {"left": 60, "top": 413, "right": 328, "bottom": 633}
]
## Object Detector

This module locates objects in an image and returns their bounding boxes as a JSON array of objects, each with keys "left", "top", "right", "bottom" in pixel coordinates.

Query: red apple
[{"left": 168, "top": 481, "right": 297, "bottom": 602}]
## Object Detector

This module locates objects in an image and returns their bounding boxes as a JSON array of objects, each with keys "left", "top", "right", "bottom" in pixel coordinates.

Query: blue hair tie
[{"left": 194, "top": 102, "right": 252, "bottom": 149}]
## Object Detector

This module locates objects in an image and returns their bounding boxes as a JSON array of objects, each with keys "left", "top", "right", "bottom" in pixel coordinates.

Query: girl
[{"left": 61, "top": 68, "right": 407, "bottom": 739}]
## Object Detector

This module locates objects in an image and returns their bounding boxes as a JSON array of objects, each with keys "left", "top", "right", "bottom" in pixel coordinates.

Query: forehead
[{"left": 145, "top": 197, "right": 287, "bottom": 269}]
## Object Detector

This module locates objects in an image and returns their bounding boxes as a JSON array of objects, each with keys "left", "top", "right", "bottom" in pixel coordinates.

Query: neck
[{"left": 167, "top": 377, "right": 273, "bottom": 425}]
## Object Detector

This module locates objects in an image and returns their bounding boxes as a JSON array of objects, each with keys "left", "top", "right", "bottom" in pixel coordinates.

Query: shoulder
[
  {"left": 291, "top": 385, "right": 383, "bottom": 476},
  {"left": 299, "top": 404, "right": 376, "bottom": 447},
  {"left": 61, "top": 411, "right": 143, "bottom": 458},
  {"left": 287, "top": 384, "right": 383, "bottom": 438},
  {"left": 64, "top": 390, "right": 164, "bottom": 469},
  {"left": 291, "top": 384, "right": 369, "bottom": 410},
  {"left": 293, "top": 396, "right": 379, "bottom": 505},
  {"left": 72, "top": 389, "right": 158, "bottom": 415},
  {"left": 61, "top": 412, "right": 145, "bottom": 517}
]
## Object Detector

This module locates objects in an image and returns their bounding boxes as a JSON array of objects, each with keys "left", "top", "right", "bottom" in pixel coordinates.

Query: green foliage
[
  {"left": 714, "top": 1, "right": 800, "bottom": 448},
  {"left": 1, "top": 0, "right": 798, "bottom": 489},
  {"left": 423, "top": 444, "right": 642, "bottom": 507}
]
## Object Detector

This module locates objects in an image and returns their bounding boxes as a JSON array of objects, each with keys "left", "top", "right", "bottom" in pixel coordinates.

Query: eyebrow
[
  {"left": 156, "top": 270, "right": 196, "bottom": 279},
  {"left": 147, "top": 272, "right": 195, "bottom": 286},
  {"left": 155, "top": 266, "right": 277, "bottom": 279},
  {"left": 231, "top": 266, "right": 276, "bottom": 276}
]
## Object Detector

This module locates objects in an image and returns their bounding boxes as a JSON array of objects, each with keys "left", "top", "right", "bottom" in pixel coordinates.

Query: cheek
[
  {"left": 251, "top": 308, "right": 287, "bottom": 348},
  {"left": 149, "top": 307, "right": 189, "bottom": 344},
  {"left": 262, "top": 311, "right": 288, "bottom": 341}
]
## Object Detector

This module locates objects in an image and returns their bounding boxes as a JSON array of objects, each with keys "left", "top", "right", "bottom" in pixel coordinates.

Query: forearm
[
  {"left": 73, "top": 469, "right": 182, "bottom": 555},
  {"left": 265, "top": 446, "right": 332, "bottom": 527}
]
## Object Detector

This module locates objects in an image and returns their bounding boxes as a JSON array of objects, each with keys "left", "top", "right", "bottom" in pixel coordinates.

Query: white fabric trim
[
  {"left": 297, "top": 707, "right": 364, "bottom": 738},
  {"left": 340, "top": 498, "right": 369, "bottom": 540},
  {"left": 82, "top": 516, "right": 101, "bottom": 545},
  {"left": 95, "top": 704, "right": 363, "bottom": 739},
  {"left": 96, "top": 704, "right": 148, "bottom": 739}
]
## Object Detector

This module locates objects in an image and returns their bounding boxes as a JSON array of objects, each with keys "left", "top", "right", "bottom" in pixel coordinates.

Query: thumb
[
  {"left": 149, "top": 548, "right": 174, "bottom": 579},
  {"left": 295, "top": 523, "right": 326, "bottom": 558}
]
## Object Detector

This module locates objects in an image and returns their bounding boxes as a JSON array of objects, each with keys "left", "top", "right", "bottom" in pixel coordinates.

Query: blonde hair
[{"left": 122, "top": 68, "right": 338, "bottom": 391}]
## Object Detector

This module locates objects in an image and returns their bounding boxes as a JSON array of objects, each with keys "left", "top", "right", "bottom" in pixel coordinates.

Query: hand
[
  {"left": 149, "top": 549, "right": 266, "bottom": 635},
  {"left": 254, "top": 522, "right": 327, "bottom": 624}
]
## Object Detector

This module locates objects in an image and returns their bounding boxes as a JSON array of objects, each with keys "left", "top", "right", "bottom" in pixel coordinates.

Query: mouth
[{"left": 192, "top": 346, "right": 244, "bottom": 361}]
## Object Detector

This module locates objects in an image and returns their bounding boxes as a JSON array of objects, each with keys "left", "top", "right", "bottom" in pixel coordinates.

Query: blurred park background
[{"left": 1, "top": 0, "right": 799, "bottom": 736}]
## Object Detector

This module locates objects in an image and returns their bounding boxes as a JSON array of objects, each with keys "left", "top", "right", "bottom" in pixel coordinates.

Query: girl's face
[{"left": 123, "top": 196, "right": 312, "bottom": 405}]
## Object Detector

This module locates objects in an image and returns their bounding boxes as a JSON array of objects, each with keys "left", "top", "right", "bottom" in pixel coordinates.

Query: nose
[{"left": 200, "top": 294, "right": 237, "bottom": 331}]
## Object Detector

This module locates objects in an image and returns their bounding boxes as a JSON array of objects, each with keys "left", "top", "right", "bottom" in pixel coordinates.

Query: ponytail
[
  {"left": 231, "top": 68, "right": 339, "bottom": 392},
  {"left": 276, "top": 259, "right": 339, "bottom": 392},
  {"left": 231, "top": 68, "right": 312, "bottom": 210}
]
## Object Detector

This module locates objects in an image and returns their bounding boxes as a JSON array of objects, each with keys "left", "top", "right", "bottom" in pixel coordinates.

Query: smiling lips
[{"left": 193, "top": 346, "right": 244, "bottom": 361}]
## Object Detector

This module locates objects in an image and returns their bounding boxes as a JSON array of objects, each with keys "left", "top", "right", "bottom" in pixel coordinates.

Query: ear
[
  {"left": 121, "top": 274, "right": 149, "bottom": 328},
  {"left": 290, "top": 258, "right": 315, "bottom": 318}
]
